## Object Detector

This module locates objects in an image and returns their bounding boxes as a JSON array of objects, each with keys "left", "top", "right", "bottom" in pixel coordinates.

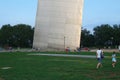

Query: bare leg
[
  {"left": 97, "top": 63, "right": 101, "bottom": 69},
  {"left": 112, "top": 62, "right": 115, "bottom": 68}
]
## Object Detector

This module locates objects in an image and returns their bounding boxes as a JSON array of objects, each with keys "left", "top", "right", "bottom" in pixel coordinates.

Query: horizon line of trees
[
  {"left": 0, "top": 23, "right": 120, "bottom": 49},
  {"left": 0, "top": 24, "right": 34, "bottom": 49},
  {"left": 81, "top": 24, "right": 120, "bottom": 48}
]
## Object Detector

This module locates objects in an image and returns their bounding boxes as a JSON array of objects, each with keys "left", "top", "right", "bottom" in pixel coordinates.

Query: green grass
[{"left": 0, "top": 52, "right": 120, "bottom": 80}]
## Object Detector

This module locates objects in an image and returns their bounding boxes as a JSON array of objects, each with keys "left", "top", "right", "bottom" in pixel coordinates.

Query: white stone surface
[{"left": 33, "top": 0, "right": 84, "bottom": 51}]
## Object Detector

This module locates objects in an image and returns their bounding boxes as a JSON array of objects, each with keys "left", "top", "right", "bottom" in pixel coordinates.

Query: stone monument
[{"left": 33, "top": 0, "right": 84, "bottom": 51}]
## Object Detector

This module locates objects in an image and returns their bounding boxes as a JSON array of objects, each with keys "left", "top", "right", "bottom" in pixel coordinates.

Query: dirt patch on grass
[{"left": 1, "top": 67, "right": 12, "bottom": 70}]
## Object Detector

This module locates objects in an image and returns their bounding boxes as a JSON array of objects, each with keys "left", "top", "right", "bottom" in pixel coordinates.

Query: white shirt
[{"left": 96, "top": 50, "right": 102, "bottom": 58}]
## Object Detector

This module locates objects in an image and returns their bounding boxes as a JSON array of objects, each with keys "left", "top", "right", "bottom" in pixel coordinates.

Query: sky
[{"left": 0, "top": 0, "right": 120, "bottom": 32}]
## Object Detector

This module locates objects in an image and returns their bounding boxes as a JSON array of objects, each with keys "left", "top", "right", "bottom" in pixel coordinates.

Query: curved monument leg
[{"left": 33, "top": 0, "right": 84, "bottom": 51}]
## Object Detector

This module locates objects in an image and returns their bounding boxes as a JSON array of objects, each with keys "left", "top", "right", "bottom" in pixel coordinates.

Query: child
[{"left": 112, "top": 52, "right": 117, "bottom": 68}]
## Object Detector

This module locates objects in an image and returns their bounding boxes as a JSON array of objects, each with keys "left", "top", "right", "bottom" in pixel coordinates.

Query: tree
[
  {"left": 93, "top": 24, "right": 113, "bottom": 47},
  {"left": 0, "top": 24, "right": 34, "bottom": 48},
  {"left": 112, "top": 24, "right": 120, "bottom": 45},
  {"left": 12, "top": 24, "right": 34, "bottom": 48},
  {"left": 81, "top": 28, "right": 94, "bottom": 47},
  {"left": 0, "top": 24, "right": 13, "bottom": 47}
]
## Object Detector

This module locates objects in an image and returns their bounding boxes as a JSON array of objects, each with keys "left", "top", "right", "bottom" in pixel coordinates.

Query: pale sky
[{"left": 0, "top": 0, "right": 120, "bottom": 32}]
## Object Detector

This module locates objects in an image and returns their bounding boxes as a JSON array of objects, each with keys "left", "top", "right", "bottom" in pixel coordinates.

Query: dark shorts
[{"left": 97, "top": 58, "right": 102, "bottom": 63}]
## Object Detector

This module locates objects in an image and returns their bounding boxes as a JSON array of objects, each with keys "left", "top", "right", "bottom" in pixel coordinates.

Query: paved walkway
[{"left": 28, "top": 53, "right": 97, "bottom": 58}]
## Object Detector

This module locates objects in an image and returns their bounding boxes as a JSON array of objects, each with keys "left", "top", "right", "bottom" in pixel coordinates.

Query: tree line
[
  {"left": 0, "top": 24, "right": 34, "bottom": 49},
  {"left": 81, "top": 24, "right": 120, "bottom": 48},
  {"left": 0, "top": 24, "right": 120, "bottom": 49}
]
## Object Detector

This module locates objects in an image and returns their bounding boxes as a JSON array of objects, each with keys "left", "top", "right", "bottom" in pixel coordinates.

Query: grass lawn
[{"left": 0, "top": 52, "right": 120, "bottom": 80}]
